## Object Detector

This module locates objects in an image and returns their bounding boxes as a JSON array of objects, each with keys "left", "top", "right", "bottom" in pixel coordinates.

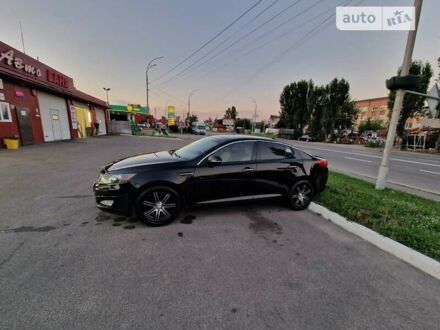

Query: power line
[
  {"left": 218, "top": 0, "right": 362, "bottom": 100},
  {"left": 194, "top": 0, "right": 346, "bottom": 81},
  {"left": 159, "top": 0, "right": 304, "bottom": 87},
  {"left": 156, "top": 0, "right": 283, "bottom": 86},
  {"left": 163, "top": 0, "right": 327, "bottom": 88},
  {"left": 150, "top": 83, "right": 208, "bottom": 113},
  {"left": 153, "top": 0, "right": 264, "bottom": 82}
]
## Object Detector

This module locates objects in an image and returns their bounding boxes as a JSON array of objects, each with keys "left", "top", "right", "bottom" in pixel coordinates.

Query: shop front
[
  {"left": 0, "top": 41, "right": 108, "bottom": 148},
  {"left": 109, "top": 104, "right": 149, "bottom": 134}
]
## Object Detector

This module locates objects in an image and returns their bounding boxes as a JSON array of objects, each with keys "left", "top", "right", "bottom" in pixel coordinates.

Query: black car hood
[{"left": 108, "top": 151, "right": 182, "bottom": 171}]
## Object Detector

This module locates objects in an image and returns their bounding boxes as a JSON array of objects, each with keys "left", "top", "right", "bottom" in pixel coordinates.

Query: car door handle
[
  {"left": 178, "top": 172, "right": 194, "bottom": 177},
  {"left": 242, "top": 167, "right": 255, "bottom": 172}
]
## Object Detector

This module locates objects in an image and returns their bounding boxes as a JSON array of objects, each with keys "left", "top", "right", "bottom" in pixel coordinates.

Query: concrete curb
[{"left": 308, "top": 202, "right": 440, "bottom": 280}]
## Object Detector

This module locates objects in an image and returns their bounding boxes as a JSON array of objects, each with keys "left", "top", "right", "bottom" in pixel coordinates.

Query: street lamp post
[
  {"left": 146, "top": 56, "right": 164, "bottom": 114},
  {"left": 103, "top": 87, "right": 110, "bottom": 105},
  {"left": 103, "top": 87, "right": 111, "bottom": 133},
  {"left": 187, "top": 89, "right": 198, "bottom": 127},
  {"left": 250, "top": 97, "right": 257, "bottom": 133}
]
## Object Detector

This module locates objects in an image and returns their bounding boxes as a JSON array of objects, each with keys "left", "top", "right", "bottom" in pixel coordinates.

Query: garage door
[
  {"left": 95, "top": 109, "right": 107, "bottom": 135},
  {"left": 37, "top": 91, "right": 71, "bottom": 142}
]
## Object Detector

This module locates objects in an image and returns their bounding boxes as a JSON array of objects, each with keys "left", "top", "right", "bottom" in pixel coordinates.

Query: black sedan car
[{"left": 93, "top": 135, "right": 328, "bottom": 226}]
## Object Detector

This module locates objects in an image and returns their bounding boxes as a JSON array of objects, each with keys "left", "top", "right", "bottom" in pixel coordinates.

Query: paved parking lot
[{"left": 0, "top": 135, "right": 439, "bottom": 330}]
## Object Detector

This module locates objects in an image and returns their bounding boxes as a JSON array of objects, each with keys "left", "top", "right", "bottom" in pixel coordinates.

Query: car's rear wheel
[
  {"left": 288, "top": 180, "right": 313, "bottom": 210},
  {"left": 135, "top": 186, "right": 181, "bottom": 226}
]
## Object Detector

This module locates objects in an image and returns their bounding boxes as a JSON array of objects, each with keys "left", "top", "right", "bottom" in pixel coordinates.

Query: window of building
[{"left": 0, "top": 102, "right": 12, "bottom": 122}]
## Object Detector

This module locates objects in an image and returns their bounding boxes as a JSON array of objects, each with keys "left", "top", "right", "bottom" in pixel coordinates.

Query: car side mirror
[
  {"left": 286, "top": 149, "right": 295, "bottom": 159},
  {"left": 207, "top": 155, "right": 222, "bottom": 166}
]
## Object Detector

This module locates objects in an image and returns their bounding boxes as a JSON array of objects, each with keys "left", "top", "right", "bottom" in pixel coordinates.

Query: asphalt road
[
  {"left": 283, "top": 139, "right": 440, "bottom": 201},
  {"left": 0, "top": 135, "right": 439, "bottom": 330}
]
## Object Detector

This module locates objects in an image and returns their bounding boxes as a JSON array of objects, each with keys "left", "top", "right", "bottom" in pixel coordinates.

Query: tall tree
[
  {"left": 279, "top": 80, "right": 312, "bottom": 130},
  {"left": 235, "top": 118, "right": 251, "bottom": 129},
  {"left": 188, "top": 114, "right": 198, "bottom": 126},
  {"left": 321, "top": 78, "right": 353, "bottom": 141},
  {"left": 388, "top": 60, "right": 433, "bottom": 137},
  {"left": 279, "top": 78, "right": 357, "bottom": 141},
  {"left": 308, "top": 85, "right": 327, "bottom": 140},
  {"left": 225, "top": 106, "right": 238, "bottom": 119}
]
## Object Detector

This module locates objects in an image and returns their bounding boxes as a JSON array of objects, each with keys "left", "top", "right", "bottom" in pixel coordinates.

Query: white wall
[{"left": 37, "top": 91, "right": 71, "bottom": 142}]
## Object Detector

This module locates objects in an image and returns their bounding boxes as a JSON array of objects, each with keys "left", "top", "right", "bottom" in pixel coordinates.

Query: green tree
[
  {"left": 388, "top": 61, "right": 433, "bottom": 138},
  {"left": 358, "top": 118, "right": 383, "bottom": 134},
  {"left": 279, "top": 78, "right": 357, "bottom": 141},
  {"left": 321, "top": 78, "right": 352, "bottom": 140},
  {"left": 188, "top": 114, "right": 198, "bottom": 126},
  {"left": 235, "top": 118, "right": 251, "bottom": 129},
  {"left": 225, "top": 106, "right": 238, "bottom": 119},
  {"left": 279, "top": 80, "right": 313, "bottom": 130},
  {"left": 308, "top": 85, "right": 327, "bottom": 140}
]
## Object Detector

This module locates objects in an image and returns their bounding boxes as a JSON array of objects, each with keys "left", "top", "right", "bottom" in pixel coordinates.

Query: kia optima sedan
[{"left": 93, "top": 135, "right": 328, "bottom": 226}]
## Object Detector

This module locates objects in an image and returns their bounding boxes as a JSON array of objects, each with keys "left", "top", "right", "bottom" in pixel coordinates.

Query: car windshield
[
  {"left": 197, "top": 125, "right": 205, "bottom": 129},
  {"left": 174, "top": 137, "right": 219, "bottom": 159}
]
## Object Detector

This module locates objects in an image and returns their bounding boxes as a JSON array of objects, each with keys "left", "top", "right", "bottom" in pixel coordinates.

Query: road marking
[
  {"left": 420, "top": 169, "right": 440, "bottom": 175},
  {"left": 344, "top": 157, "right": 372, "bottom": 163},
  {"left": 292, "top": 144, "right": 440, "bottom": 168},
  {"left": 329, "top": 168, "right": 440, "bottom": 198}
]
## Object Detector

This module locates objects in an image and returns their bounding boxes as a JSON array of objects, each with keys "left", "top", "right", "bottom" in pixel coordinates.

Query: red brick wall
[{"left": 0, "top": 79, "right": 44, "bottom": 146}]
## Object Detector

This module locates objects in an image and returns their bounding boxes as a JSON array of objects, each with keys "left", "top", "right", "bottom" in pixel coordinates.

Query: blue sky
[{"left": 1, "top": 0, "right": 438, "bottom": 120}]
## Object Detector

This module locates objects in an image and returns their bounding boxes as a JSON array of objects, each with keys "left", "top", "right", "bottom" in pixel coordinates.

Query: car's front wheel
[
  {"left": 288, "top": 180, "right": 313, "bottom": 210},
  {"left": 135, "top": 186, "right": 181, "bottom": 226}
]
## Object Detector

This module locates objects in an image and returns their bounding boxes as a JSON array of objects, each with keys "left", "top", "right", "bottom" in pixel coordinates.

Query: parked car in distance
[
  {"left": 265, "top": 127, "right": 279, "bottom": 135},
  {"left": 93, "top": 135, "right": 328, "bottom": 226},
  {"left": 298, "top": 134, "right": 316, "bottom": 142},
  {"left": 192, "top": 122, "right": 207, "bottom": 135}
]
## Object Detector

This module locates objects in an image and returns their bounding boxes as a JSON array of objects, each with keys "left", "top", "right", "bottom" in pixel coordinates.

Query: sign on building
[{"left": 167, "top": 105, "right": 176, "bottom": 126}]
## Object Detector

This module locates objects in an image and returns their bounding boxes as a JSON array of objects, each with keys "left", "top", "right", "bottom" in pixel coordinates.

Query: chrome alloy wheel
[
  {"left": 290, "top": 180, "right": 313, "bottom": 209},
  {"left": 139, "top": 189, "right": 178, "bottom": 224}
]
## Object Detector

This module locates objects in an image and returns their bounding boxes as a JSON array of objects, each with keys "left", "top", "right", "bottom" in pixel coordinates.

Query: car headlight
[{"left": 99, "top": 173, "right": 135, "bottom": 184}]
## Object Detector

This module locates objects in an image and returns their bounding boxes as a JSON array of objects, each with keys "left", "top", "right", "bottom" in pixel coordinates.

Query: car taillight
[{"left": 315, "top": 159, "right": 328, "bottom": 167}]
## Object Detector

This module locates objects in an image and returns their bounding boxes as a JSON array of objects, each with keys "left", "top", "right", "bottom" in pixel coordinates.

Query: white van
[{"left": 192, "top": 122, "right": 207, "bottom": 135}]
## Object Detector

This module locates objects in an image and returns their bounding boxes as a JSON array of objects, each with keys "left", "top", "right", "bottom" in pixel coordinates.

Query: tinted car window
[
  {"left": 258, "top": 142, "right": 286, "bottom": 161},
  {"left": 174, "top": 137, "right": 219, "bottom": 159},
  {"left": 295, "top": 149, "right": 312, "bottom": 160},
  {"left": 214, "top": 142, "right": 255, "bottom": 163}
]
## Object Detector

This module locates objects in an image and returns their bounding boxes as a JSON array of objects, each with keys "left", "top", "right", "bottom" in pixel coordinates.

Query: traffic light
[{"left": 386, "top": 74, "right": 421, "bottom": 91}]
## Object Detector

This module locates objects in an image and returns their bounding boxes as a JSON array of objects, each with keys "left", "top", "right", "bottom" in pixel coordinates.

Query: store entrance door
[
  {"left": 16, "top": 107, "right": 34, "bottom": 145},
  {"left": 50, "top": 109, "right": 63, "bottom": 141}
]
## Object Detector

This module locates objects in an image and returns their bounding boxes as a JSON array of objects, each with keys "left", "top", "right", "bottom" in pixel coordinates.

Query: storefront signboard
[{"left": 167, "top": 105, "right": 175, "bottom": 126}]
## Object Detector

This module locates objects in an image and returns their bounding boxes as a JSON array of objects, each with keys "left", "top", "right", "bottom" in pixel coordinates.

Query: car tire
[
  {"left": 135, "top": 186, "right": 181, "bottom": 226},
  {"left": 288, "top": 180, "right": 314, "bottom": 211}
]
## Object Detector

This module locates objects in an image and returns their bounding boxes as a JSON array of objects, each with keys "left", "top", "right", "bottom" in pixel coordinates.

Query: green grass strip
[{"left": 315, "top": 172, "right": 440, "bottom": 261}]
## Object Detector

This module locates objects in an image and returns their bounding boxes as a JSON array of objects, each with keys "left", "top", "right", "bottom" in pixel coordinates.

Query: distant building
[
  {"left": 268, "top": 115, "right": 280, "bottom": 128},
  {"left": 354, "top": 97, "right": 390, "bottom": 129}
]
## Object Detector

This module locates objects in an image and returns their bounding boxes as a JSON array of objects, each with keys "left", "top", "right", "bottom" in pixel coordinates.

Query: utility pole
[
  {"left": 103, "top": 87, "right": 110, "bottom": 105},
  {"left": 103, "top": 87, "right": 111, "bottom": 133},
  {"left": 376, "top": 0, "right": 423, "bottom": 190},
  {"left": 146, "top": 56, "right": 164, "bottom": 112},
  {"left": 187, "top": 89, "right": 197, "bottom": 127},
  {"left": 19, "top": 21, "right": 26, "bottom": 54},
  {"left": 250, "top": 97, "right": 257, "bottom": 133}
]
